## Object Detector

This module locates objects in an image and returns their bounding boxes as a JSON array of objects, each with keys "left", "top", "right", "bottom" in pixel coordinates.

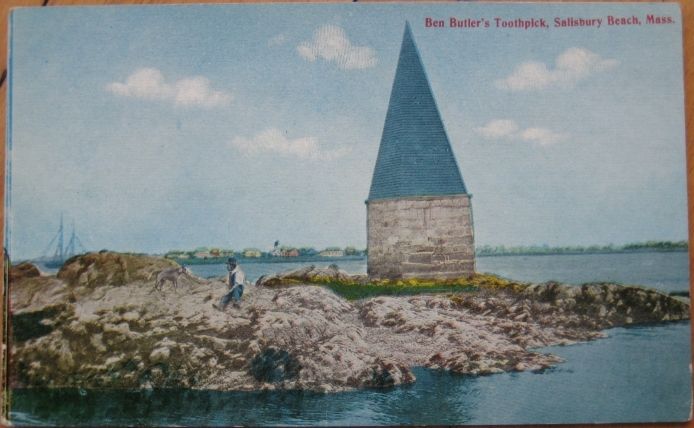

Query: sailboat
[{"left": 41, "top": 214, "right": 87, "bottom": 269}]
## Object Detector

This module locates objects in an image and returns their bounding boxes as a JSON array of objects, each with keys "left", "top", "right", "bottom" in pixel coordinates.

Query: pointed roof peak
[
  {"left": 368, "top": 22, "right": 467, "bottom": 201},
  {"left": 402, "top": 21, "right": 416, "bottom": 49}
]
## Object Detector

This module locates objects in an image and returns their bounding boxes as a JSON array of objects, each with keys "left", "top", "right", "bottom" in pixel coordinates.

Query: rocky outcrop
[
  {"left": 9, "top": 254, "right": 690, "bottom": 392},
  {"left": 9, "top": 262, "right": 41, "bottom": 282},
  {"left": 10, "top": 254, "right": 416, "bottom": 392},
  {"left": 521, "top": 281, "right": 690, "bottom": 327},
  {"left": 57, "top": 252, "right": 177, "bottom": 288}
]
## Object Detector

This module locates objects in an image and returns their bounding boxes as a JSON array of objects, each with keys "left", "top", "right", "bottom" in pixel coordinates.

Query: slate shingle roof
[{"left": 368, "top": 23, "right": 467, "bottom": 201}]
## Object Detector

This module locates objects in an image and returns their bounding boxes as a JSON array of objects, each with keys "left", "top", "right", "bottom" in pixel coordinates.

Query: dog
[{"left": 152, "top": 266, "right": 191, "bottom": 291}]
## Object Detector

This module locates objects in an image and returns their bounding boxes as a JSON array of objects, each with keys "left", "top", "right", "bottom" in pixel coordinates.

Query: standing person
[{"left": 213, "top": 257, "right": 246, "bottom": 310}]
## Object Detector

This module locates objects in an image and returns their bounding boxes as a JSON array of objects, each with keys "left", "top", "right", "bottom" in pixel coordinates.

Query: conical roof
[{"left": 368, "top": 23, "right": 467, "bottom": 201}]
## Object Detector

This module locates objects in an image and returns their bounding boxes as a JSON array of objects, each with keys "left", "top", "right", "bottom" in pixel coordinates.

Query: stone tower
[{"left": 366, "top": 23, "right": 475, "bottom": 280}]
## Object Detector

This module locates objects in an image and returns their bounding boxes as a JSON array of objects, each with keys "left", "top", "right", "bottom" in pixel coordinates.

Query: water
[
  {"left": 10, "top": 322, "right": 691, "bottom": 425},
  {"left": 14, "top": 252, "right": 692, "bottom": 425},
  {"left": 188, "top": 259, "right": 368, "bottom": 283},
  {"left": 477, "top": 251, "right": 690, "bottom": 293}
]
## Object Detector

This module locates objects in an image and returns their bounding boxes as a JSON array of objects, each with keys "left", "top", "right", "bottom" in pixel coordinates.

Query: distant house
[
  {"left": 320, "top": 248, "right": 344, "bottom": 257},
  {"left": 281, "top": 248, "right": 300, "bottom": 257},
  {"left": 191, "top": 247, "right": 211, "bottom": 259},
  {"left": 270, "top": 242, "right": 299, "bottom": 257},
  {"left": 243, "top": 248, "right": 262, "bottom": 258}
]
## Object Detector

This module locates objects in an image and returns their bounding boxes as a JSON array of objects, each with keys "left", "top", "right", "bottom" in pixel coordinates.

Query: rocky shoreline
[{"left": 9, "top": 252, "right": 690, "bottom": 393}]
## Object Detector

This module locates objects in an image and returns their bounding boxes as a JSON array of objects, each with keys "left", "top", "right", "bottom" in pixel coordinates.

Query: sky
[{"left": 6, "top": 2, "right": 687, "bottom": 260}]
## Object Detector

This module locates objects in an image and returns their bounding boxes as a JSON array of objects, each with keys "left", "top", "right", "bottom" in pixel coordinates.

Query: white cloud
[
  {"left": 475, "top": 119, "right": 566, "bottom": 146},
  {"left": 496, "top": 47, "right": 618, "bottom": 91},
  {"left": 230, "top": 128, "right": 350, "bottom": 161},
  {"left": 297, "top": 25, "right": 377, "bottom": 70},
  {"left": 106, "top": 68, "right": 171, "bottom": 100},
  {"left": 474, "top": 119, "right": 519, "bottom": 139},
  {"left": 173, "top": 76, "right": 231, "bottom": 108},
  {"left": 105, "top": 68, "right": 231, "bottom": 108},
  {"left": 518, "top": 127, "right": 567, "bottom": 145}
]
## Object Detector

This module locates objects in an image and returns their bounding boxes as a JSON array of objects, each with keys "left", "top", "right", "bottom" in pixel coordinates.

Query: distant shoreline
[
  {"left": 476, "top": 248, "right": 688, "bottom": 258},
  {"left": 25, "top": 246, "right": 688, "bottom": 268},
  {"left": 168, "top": 248, "right": 688, "bottom": 265}
]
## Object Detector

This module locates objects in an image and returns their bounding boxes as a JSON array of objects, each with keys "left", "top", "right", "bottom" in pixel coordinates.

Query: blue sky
[{"left": 7, "top": 2, "right": 686, "bottom": 259}]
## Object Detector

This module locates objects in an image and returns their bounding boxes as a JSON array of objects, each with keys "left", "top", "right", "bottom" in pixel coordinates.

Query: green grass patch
[
  {"left": 264, "top": 271, "right": 529, "bottom": 300},
  {"left": 316, "top": 281, "right": 478, "bottom": 300}
]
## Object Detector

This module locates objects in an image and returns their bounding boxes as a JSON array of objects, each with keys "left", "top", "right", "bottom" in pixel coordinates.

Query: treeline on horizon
[{"left": 476, "top": 240, "right": 688, "bottom": 257}]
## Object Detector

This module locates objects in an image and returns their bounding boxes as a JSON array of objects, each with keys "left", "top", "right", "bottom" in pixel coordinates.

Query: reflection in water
[{"left": 11, "top": 372, "right": 479, "bottom": 426}]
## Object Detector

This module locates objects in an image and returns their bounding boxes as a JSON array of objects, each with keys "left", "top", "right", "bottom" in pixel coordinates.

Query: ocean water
[
  {"left": 477, "top": 251, "right": 690, "bottom": 293},
  {"left": 13, "top": 252, "right": 692, "bottom": 425},
  {"left": 188, "top": 259, "right": 368, "bottom": 283}
]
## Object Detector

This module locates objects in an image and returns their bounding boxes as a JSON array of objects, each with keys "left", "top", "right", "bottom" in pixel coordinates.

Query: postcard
[{"left": 3, "top": 2, "right": 690, "bottom": 426}]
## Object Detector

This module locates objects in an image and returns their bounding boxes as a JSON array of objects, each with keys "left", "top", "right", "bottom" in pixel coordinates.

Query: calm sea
[{"left": 14, "top": 252, "right": 691, "bottom": 425}]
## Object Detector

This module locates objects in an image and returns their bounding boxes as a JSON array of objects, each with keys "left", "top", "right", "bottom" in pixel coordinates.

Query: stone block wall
[{"left": 366, "top": 195, "right": 475, "bottom": 279}]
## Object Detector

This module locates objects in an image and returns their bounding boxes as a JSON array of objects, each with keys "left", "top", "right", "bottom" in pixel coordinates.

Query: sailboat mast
[
  {"left": 57, "top": 213, "right": 64, "bottom": 261},
  {"left": 66, "top": 221, "right": 76, "bottom": 258}
]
